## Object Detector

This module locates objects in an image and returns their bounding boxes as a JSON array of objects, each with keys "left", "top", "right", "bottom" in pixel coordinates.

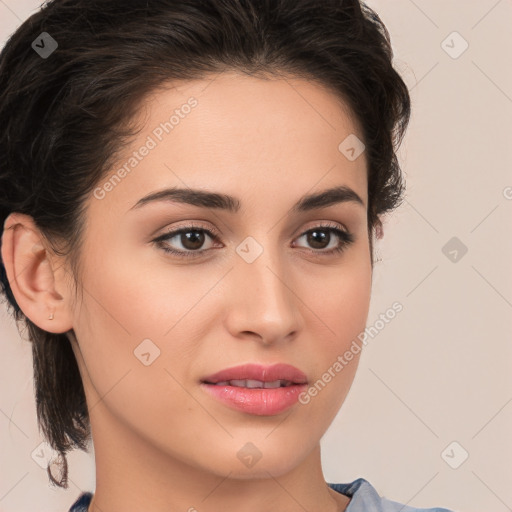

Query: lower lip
[{"left": 200, "top": 382, "right": 308, "bottom": 415}]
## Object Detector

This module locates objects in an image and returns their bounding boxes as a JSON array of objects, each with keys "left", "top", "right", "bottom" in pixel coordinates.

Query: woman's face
[{"left": 67, "top": 70, "right": 372, "bottom": 478}]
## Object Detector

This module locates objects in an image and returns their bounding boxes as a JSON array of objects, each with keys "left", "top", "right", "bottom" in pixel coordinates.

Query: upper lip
[{"left": 202, "top": 363, "right": 308, "bottom": 384}]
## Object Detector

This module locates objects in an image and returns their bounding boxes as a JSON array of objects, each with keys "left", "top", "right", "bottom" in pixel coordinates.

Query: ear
[{"left": 1, "top": 212, "right": 74, "bottom": 334}]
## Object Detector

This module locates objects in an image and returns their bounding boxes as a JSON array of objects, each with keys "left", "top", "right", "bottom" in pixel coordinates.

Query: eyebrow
[{"left": 129, "top": 184, "right": 365, "bottom": 213}]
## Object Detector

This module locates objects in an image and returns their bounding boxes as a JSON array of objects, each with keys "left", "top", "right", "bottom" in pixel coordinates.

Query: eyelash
[{"left": 153, "top": 221, "right": 355, "bottom": 259}]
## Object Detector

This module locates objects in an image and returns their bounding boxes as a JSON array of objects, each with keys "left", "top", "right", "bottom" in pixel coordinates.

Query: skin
[{"left": 2, "top": 70, "right": 375, "bottom": 512}]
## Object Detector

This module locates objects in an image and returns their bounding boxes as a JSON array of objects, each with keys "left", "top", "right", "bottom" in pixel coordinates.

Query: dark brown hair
[{"left": 0, "top": 0, "right": 410, "bottom": 488}]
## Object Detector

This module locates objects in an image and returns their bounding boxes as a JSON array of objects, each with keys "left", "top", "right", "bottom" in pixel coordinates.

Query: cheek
[
  {"left": 301, "top": 252, "right": 372, "bottom": 346},
  {"left": 71, "top": 259, "right": 201, "bottom": 445},
  {"left": 77, "top": 239, "right": 215, "bottom": 342},
  {"left": 296, "top": 256, "right": 371, "bottom": 416},
  {"left": 333, "top": 268, "right": 372, "bottom": 342},
  {"left": 71, "top": 247, "right": 208, "bottom": 408}
]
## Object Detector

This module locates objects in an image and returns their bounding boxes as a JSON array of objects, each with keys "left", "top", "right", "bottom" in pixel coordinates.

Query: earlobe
[{"left": 1, "top": 212, "right": 74, "bottom": 334}]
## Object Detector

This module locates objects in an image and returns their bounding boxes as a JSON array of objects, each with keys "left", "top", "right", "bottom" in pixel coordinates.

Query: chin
[{"left": 187, "top": 440, "right": 305, "bottom": 480}]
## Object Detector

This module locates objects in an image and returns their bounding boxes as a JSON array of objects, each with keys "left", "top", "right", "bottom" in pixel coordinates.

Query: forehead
[{"left": 90, "top": 70, "right": 368, "bottom": 215}]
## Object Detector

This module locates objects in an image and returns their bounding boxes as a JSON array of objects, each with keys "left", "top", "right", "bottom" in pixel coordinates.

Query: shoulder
[
  {"left": 68, "top": 491, "right": 93, "bottom": 512},
  {"left": 328, "top": 478, "right": 455, "bottom": 512}
]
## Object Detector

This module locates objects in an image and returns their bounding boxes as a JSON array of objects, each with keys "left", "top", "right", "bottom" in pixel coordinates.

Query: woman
[{"left": 0, "top": 1, "right": 454, "bottom": 511}]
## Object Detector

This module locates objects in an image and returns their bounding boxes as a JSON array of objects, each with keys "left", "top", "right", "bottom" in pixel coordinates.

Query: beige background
[{"left": 1, "top": 1, "right": 511, "bottom": 511}]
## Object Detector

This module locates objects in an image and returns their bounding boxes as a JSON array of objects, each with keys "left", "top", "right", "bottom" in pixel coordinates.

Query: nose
[{"left": 224, "top": 238, "right": 302, "bottom": 346}]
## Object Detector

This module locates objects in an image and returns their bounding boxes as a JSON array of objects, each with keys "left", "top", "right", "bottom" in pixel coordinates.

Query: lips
[
  {"left": 201, "top": 363, "right": 308, "bottom": 386},
  {"left": 200, "top": 363, "right": 309, "bottom": 415}
]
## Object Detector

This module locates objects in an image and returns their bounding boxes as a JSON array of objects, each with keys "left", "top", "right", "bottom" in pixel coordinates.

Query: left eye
[
  {"left": 153, "top": 223, "right": 355, "bottom": 258},
  {"left": 294, "top": 225, "right": 354, "bottom": 253}
]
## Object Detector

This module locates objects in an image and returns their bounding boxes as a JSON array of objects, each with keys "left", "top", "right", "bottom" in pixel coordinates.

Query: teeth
[{"left": 213, "top": 379, "right": 292, "bottom": 388}]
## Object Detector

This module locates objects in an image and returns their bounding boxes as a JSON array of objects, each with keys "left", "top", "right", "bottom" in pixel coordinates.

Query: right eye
[{"left": 152, "top": 225, "right": 221, "bottom": 258}]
